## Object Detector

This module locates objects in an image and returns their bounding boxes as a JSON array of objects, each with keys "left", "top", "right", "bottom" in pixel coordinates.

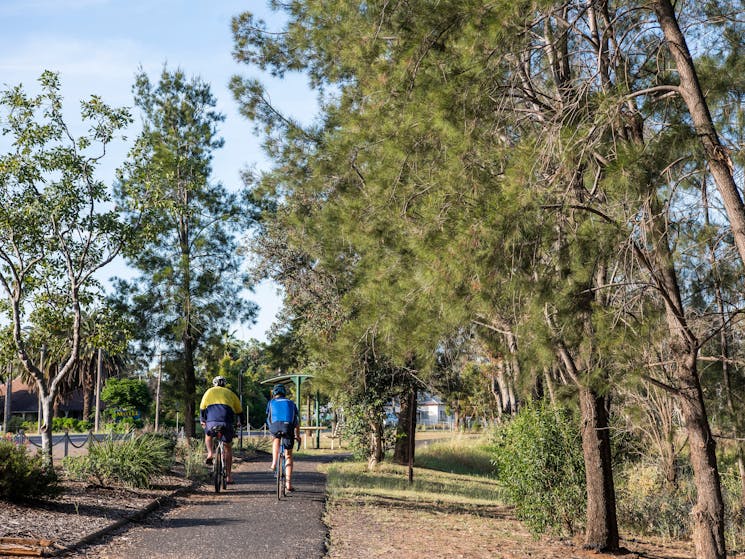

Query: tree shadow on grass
[{"left": 335, "top": 494, "right": 514, "bottom": 519}]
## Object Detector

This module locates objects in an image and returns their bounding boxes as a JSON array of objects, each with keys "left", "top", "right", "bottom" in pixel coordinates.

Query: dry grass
[{"left": 318, "top": 433, "right": 721, "bottom": 559}]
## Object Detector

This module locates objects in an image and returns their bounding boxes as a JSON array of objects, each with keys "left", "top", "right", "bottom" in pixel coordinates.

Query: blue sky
[{"left": 0, "top": 0, "right": 312, "bottom": 342}]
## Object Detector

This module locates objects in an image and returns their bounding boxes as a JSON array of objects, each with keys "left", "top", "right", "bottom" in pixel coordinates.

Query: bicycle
[
  {"left": 275, "top": 433, "right": 301, "bottom": 500},
  {"left": 211, "top": 426, "right": 228, "bottom": 493}
]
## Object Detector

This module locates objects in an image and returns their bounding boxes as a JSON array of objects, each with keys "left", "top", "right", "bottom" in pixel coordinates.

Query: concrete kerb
[{"left": 45, "top": 478, "right": 202, "bottom": 557}]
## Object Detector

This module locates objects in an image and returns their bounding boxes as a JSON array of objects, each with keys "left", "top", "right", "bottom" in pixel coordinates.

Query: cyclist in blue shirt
[
  {"left": 200, "top": 376, "right": 244, "bottom": 484},
  {"left": 266, "top": 384, "right": 301, "bottom": 491}
]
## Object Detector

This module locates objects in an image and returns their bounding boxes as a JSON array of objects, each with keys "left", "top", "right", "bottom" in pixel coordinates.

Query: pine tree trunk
[
  {"left": 394, "top": 388, "right": 417, "bottom": 465},
  {"left": 368, "top": 418, "right": 383, "bottom": 469},
  {"left": 553, "top": 339, "right": 619, "bottom": 552},
  {"left": 183, "top": 336, "right": 197, "bottom": 439},
  {"left": 578, "top": 386, "right": 619, "bottom": 551},
  {"left": 676, "top": 353, "right": 726, "bottom": 559}
]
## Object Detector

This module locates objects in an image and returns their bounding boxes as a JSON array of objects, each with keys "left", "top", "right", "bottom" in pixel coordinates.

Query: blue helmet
[{"left": 272, "top": 384, "right": 286, "bottom": 397}]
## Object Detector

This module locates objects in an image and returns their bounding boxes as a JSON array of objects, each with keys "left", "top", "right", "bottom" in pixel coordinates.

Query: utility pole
[
  {"left": 238, "top": 372, "right": 243, "bottom": 449},
  {"left": 94, "top": 348, "right": 103, "bottom": 432}
]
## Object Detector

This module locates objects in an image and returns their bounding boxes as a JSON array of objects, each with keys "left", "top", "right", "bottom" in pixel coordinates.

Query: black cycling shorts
[
  {"left": 205, "top": 422, "right": 235, "bottom": 443},
  {"left": 269, "top": 421, "right": 295, "bottom": 449}
]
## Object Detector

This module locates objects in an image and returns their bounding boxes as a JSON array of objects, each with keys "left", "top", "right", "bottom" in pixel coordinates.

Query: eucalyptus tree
[
  {"left": 114, "top": 68, "right": 254, "bottom": 439},
  {"left": 0, "top": 71, "right": 132, "bottom": 467}
]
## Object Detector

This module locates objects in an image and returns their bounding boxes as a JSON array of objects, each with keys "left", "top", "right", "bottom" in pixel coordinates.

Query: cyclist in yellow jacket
[{"left": 199, "top": 376, "right": 243, "bottom": 484}]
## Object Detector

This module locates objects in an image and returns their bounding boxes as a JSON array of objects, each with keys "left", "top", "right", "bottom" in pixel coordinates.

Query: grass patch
[
  {"left": 415, "top": 434, "right": 495, "bottom": 476},
  {"left": 321, "top": 434, "right": 504, "bottom": 508}
]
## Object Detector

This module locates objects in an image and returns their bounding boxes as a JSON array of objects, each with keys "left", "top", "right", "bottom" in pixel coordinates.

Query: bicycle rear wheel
[
  {"left": 214, "top": 443, "right": 223, "bottom": 493},
  {"left": 276, "top": 450, "right": 282, "bottom": 500},
  {"left": 221, "top": 443, "right": 227, "bottom": 490},
  {"left": 280, "top": 452, "right": 287, "bottom": 498}
]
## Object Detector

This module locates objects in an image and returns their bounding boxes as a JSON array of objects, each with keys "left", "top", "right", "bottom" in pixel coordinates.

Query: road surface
[{"left": 65, "top": 452, "right": 335, "bottom": 559}]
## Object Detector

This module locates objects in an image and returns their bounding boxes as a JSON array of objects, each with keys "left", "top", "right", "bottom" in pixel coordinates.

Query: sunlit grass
[
  {"left": 415, "top": 434, "right": 495, "bottom": 476},
  {"left": 321, "top": 434, "right": 504, "bottom": 508}
]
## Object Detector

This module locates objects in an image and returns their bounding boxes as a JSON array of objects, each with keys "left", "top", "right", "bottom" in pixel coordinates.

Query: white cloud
[{"left": 0, "top": 35, "right": 143, "bottom": 82}]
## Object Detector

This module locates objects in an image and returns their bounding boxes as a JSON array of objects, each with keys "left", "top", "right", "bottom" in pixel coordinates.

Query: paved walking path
[{"left": 68, "top": 452, "right": 334, "bottom": 559}]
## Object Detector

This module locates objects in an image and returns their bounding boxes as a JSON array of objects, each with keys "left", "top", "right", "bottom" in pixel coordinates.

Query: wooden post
[
  {"left": 94, "top": 348, "right": 102, "bottom": 432},
  {"left": 408, "top": 389, "right": 415, "bottom": 484},
  {"left": 155, "top": 353, "right": 162, "bottom": 432}
]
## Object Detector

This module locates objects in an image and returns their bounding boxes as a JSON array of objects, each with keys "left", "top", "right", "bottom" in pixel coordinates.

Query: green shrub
[
  {"left": 176, "top": 438, "right": 209, "bottom": 481},
  {"left": 0, "top": 441, "right": 58, "bottom": 502},
  {"left": 616, "top": 461, "right": 694, "bottom": 540},
  {"left": 64, "top": 432, "right": 174, "bottom": 488},
  {"left": 490, "top": 402, "right": 586, "bottom": 537},
  {"left": 616, "top": 458, "right": 744, "bottom": 548},
  {"left": 7, "top": 416, "right": 26, "bottom": 433},
  {"left": 20, "top": 421, "right": 36, "bottom": 433},
  {"left": 721, "top": 465, "right": 745, "bottom": 550},
  {"left": 340, "top": 403, "right": 396, "bottom": 460},
  {"left": 77, "top": 420, "right": 92, "bottom": 432}
]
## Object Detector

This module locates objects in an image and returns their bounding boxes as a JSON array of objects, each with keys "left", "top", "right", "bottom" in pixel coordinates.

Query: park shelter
[{"left": 261, "top": 373, "right": 322, "bottom": 449}]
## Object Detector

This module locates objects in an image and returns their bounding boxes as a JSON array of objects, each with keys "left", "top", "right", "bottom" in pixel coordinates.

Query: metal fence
[{"left": 6, "top": 429, "right": 133, "bottom": 460}]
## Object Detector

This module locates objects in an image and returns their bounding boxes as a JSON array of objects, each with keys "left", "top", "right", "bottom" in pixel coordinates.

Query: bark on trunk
[
  {"left": 39, "top": 394, "right": 54, "bottom": 469},
  {"left": 553, "top": 337, "right": 619, "bottom": 551},
  {"left": 82, "top": 388, "right": 91, "bottom": 422},
  {"left": 394, "top": 388, "right": 417, "bottom": 465},
  {"left": 183, "top": 338, "right": 197, "bottom": 439},
  {"left": 578, "top": 386, "right": 619, "bottom": 551},
  {"left": 677, "top": 355, "right": 726, "bottom": 559},
  {"left": 368, "top": 419, "right": 384, "bottom": 469}
]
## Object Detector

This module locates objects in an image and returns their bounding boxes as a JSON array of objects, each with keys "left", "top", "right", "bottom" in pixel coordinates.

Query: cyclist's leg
[
  {"left": 204, "top": 432, "right": 214, "bottom": 463},
  {"left": 270, "top": 435, "right": 281, "bottom": 470},
  {"left": 285, "top": 443, "right": 294, "bottom": 490}
]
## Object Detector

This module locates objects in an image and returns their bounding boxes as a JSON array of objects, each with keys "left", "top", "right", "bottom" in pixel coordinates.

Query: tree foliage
[
  {"left": 114, "top": 67, "right": 256, "bottom": 438},
  {"left": 0, "top": 71, "right": 132, "bottom": 466}
]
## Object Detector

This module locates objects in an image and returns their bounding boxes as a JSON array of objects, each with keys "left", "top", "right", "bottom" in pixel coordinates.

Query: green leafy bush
[
  {"left": 0, "top": 441, "right": 58, "bottom": 501},
  {"left": 49, "top": 417, "right": 95, "bottom": 433},
  {"left": 64, "top": 432, "right": 173, "bottom": 488},
  {"left": 340, "top": 402, "right": 396, "bottom": 460},
  {"left": 490, "top": 402, "right": 586, "bottom": 536},
  {"left": 6, "top": 416, "right": 26, "bottom": 433}
]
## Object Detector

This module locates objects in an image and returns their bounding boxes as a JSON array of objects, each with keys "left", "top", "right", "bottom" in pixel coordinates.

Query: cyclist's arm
[{"left": 293, "top": 404, "right": 301, "bottom": 439}]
